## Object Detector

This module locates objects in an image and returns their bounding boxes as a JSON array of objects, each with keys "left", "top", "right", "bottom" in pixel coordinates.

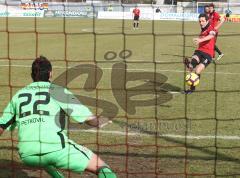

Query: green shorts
[{"left": 21, "top": 140, "right": 93, "bottom": 173}]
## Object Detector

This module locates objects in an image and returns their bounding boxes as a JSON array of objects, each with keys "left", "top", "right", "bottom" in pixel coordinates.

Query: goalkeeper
[{"left": 0, "top": 56, "right": 117, "bottom": 178}]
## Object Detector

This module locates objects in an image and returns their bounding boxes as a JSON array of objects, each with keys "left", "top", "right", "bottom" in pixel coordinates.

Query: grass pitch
[{"left": 0, "top": 17, "right": 240, "bottom": 177}]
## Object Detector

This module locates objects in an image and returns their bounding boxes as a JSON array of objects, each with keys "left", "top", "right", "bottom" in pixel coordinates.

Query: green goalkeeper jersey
[{"left": 0, "top": 82, "right": 92, "bottom": 158}]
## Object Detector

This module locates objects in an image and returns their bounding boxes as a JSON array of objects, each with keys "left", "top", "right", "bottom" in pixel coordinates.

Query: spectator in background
[
  {"left": 107, "top": 5, "right": 113, "bottom": 11},
  {"left": 85, "top": 6, "right": 91, "bottom": 12},
  {"left": 156, "top": 7, "right": 161, "bottom": 13}
]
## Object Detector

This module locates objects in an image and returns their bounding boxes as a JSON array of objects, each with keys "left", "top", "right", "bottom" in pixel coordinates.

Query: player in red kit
[
  {"left": 183, "top": 13, "right": 217, "bottom": 94},
  {"left": 132, "top": 6, "right": 140, "bottom": 30},
  {"left": 209, "top": 3, "right": 225, "bottom": 61}
]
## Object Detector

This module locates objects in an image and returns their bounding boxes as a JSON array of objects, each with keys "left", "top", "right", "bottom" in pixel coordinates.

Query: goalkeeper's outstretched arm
[
  {"left": 51, "top": 86, "right": 112, "bottom": 128},
  {"left": 85, "top": 116, "right": 112, "bottom": 128}
]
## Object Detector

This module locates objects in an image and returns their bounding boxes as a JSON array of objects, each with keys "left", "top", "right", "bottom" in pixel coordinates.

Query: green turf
[{"left": 0, "top": 17, "right": 240, "bottom": 178}]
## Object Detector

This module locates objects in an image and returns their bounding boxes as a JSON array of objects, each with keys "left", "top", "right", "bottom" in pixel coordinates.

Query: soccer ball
[{"left": 185, "top": 73, "right": 200, "bottom": 86}]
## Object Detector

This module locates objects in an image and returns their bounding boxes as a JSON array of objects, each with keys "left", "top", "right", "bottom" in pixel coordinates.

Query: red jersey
[
  {"left": 209, "top": 11, "right": 220, "bottom": 27},
  {"left": 197, "top": 24, "right": 217, "bottom": 57},
  {"left": 133, "top": 8, "right": 140, "bottom": 16}
]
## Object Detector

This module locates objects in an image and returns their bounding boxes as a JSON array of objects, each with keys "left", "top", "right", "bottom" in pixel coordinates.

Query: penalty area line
[
  {"left": 0, "top": 64, "right": 239, "bottom": 75},
  {"left": 70, "top": 129, "right": 240, "bottom": 140}
]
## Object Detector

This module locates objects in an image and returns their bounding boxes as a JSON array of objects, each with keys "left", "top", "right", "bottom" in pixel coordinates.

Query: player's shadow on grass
[{"left": 0, "top": 159, "right": 38, "bottom": 178}]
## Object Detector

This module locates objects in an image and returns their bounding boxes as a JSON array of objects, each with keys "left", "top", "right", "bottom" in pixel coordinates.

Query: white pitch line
[
  {"left": 72, "top": 129, "right": 240, "bottom": 140},
  {"left": 168, "top": 91, "right": 182, "bottom": 94},
  {"left": 0, "top": 64, "right": 240, "bottom": 75}
]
